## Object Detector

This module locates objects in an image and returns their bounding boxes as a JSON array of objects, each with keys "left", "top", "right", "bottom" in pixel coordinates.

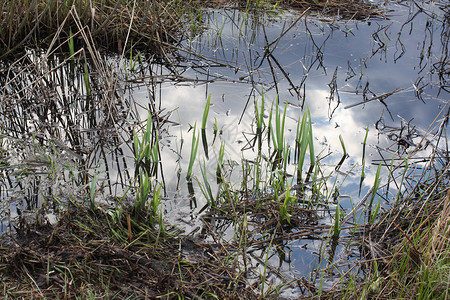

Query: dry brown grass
[{"left": 0, "top": 0, "right": 197, "bottom": 59}]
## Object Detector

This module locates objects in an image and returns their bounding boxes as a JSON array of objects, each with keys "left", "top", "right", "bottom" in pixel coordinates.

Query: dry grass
[
  {"left": 203, "top": 0, "right": 385, "bottom": 19},
  {"left": 0, "top": 0, "right": 197, "bottom": 59},
  {"left": 324, "top": 104, "right": 450, "bottom": 299},
  {"left": 0, "top": 202, "right": 259, "bottom": 299},
  {"left": 0, "top": 0, "right": 386, "bottom": 59}
]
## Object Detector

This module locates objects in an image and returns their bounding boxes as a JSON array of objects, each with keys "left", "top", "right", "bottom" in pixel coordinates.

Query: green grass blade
[
  {"left": 359, "top": 125, "right": 370, "bottom": 195},
  {"left": 200, "top": 160, "right": 215, "bottom": 206},
  {"left": 202, "top": 95, "right": 211, "bottom": 130},
  {"left": 333, "top": 200, "right": 341, "bottom": 238},
  {"left": 368, "top": 163, "right": 382, "bottom": 221},
  {"left": 68, "top": 28, "right": 74, "bottom": 57},
  {"left": 306, "top": 107, "right": 315, "bottom": 166},
  {"left": 335, "top": 135, "right": 347, "bottom": 170},
  {"left": 186, "top": 122, "right": 199, "bottom": 181}
]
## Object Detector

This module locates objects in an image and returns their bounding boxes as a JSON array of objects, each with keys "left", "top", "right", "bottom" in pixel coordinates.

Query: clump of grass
[
  {"left": 133, "top": 116, "right": 159, "bottom": 178},
  {"left": 270, "top": 99, "right": 287, "bottom": 154},
  {"left": 295, "top": 106, "right": 315, "bottom": 183},
  {"left": 273, "top": 0, "right": 383, "bottom": 20},
  {"left": 132, "top": 115, "right": 163, "bottom": 225},
  {"left": 278, "top": 181, "right": 296, "bottom": 224},
  {"left": 0, "top": 0, "right": 200, "bottom": 58}
]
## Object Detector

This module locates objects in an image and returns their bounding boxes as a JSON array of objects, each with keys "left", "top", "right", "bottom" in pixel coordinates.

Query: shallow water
[
  {"left": 0, "top": 0, "right": 448, "bottom": 296},
  {"left": 139, "top": 0, "right": 449, "bottom": 221}
]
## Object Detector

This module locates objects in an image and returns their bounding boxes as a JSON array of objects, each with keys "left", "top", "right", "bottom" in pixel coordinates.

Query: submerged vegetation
[{"left": 0, "top": 0, "right": 449, "bottom": 298}]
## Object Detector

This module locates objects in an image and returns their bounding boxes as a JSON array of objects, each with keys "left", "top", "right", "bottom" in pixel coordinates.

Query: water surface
[{"left": 0, "top": 0, "right": 448, "bottom": 296}]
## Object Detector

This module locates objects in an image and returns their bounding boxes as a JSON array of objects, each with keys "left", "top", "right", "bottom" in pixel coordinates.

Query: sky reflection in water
[
  {"left": 143, "top": 1, "right": 448, "bottom": 211},
  {"left": 133, "top": 3, "right": 448, "bottom": 288},
  {"left": 0, "top": 1, "right": 448, "bottom": 293}
]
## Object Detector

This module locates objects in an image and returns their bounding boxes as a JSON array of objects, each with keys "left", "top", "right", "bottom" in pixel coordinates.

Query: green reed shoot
[
  {"left": 339, "top": 134, "right": 347, "bottom": 156},
  {"left": 255, "top": 90, "right": 265, "bottom": 150},
  {"left": 335, "top": 134, "right": 347, "bottom": 170},
  {"left": 296, "top": 106, "right": 314, "bottom": 182},
  {"left": 268, "top": 100, "right": 287, "bottom": 172},
  {"left": 271, "top": 100, "right": 287, "bottom": 152},
  {"left": 216, "top": 141, "right": 225, "bottom": 183},
  {"left": 133, "top": 116, "right": 159, "bottom": 177},
  {"left": 359, "top": 125, "right": 369, "bottom": 195},
  {"left": 131, "top": 115, "right": 163, "bottom": 220},
  {"left": 89, "top": 174, "right": 99, "bottom": 209},
  {"left": 199, "top": 160, "right": 215, "bottom": 206},
  {"left": 132, "top": 169, "right": 162, "bottom": 226},
  {"left": 295, "top": 109, "right": 307, "bottom": 173},
  {"left": 369, "top": 196, "right": 381, "bottom": 224},
  {"left": 253, "top": 93, "right": 266, "bottom": 190},
  {"left": 151, "top": 183, "right": 162, "bottom": 227},
  {"left": 134, "top": 170, "right": 151, "bottom": 216},
  {"left": 157, "top": 208, "right": 165, "bottom": 235},
  {"left": 361, "top": 125, "right": 370, "bottom": 167},
  {"left": 186, "top": 122, "right": 199, "bottom": 181},
  {"left": 68, "top": 28, "right": 75, "bottom": 57},
  {"left": 202, "top": 95, "right": 211, "bottom": 130},
  {"left": 201, "top": 95, "right": 211, "bottom": 159},
  {"left": 189, "top": 7, "right": 203, "bottom": 34},
  {"left": 267, "top": 101, "right": 274, "bottom": 149},
  {"left": 279, "top": 181, "right": 295, "bottom": 224},
  {"left": 151, "top": 134, "right": 159, "bottom": 171},
  {"left": 368, "top": 163, "right": 382, "bottom": 221},
  {"left": 333, "top": 200, "right": 341, "bottom": 238},
  {"left": 201, "top": 129, "right": 208, "bottom": 160},
  {"left": 213, "top": 117, "right": 219, "bottom": 144},
  {"left": 128, "top": 44, "right": 142, "bottom": 72},
  {"left": 282, "top": 145, "right": 290, "bottom": 174}
]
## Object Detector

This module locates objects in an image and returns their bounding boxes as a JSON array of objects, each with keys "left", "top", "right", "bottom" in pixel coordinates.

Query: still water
[
  {"left": 140, "top": 1, "right": 448, "bottom": 217},
  {"left": 0, "top": 0, "right": 448, "bottom": 296}
]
